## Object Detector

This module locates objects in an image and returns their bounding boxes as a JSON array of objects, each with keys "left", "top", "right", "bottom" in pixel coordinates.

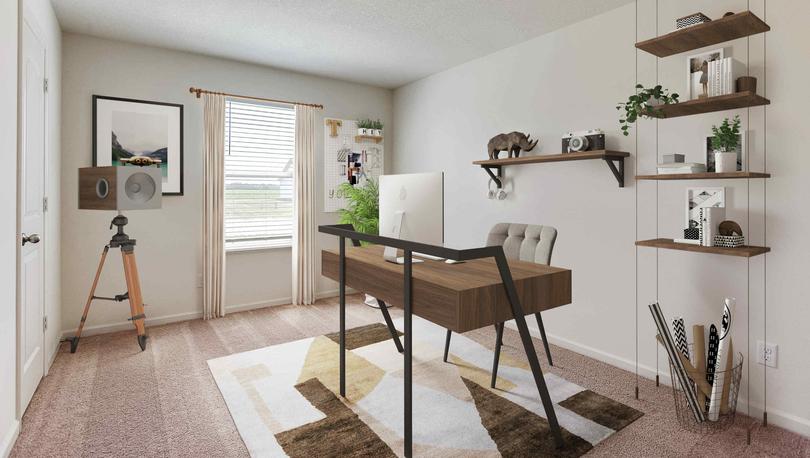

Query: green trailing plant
[
  {"left": 710, "top": 115, "right": 741, "bottom": 151},
  {"left": 337, "top": 179, "right": 379, "bottom": 244},
  {"left": 616, "top": 84, "right": 679, "bottom": 136}
]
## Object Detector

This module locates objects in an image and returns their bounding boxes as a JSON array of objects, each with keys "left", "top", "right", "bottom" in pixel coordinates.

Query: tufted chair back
[{"left": 486, "top": 223, "right": 557, "bottom": 265}]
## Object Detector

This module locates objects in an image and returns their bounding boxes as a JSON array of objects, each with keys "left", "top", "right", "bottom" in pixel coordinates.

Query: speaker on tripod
[{"left": 71, "top": 163, "right": 162, "bottom": 352}]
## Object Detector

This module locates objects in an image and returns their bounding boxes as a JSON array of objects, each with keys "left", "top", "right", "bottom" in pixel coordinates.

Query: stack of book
[
  {"left": 657, "top": 162, "right": 707, "bottom": 174},
  {"left": 708, "top": 58, "right": 745, "bottom": 97}
]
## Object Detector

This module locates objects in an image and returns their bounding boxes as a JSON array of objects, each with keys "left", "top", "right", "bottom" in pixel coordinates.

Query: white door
[{"left": 19, "top": 16, "right": 46, "bottom": 413}]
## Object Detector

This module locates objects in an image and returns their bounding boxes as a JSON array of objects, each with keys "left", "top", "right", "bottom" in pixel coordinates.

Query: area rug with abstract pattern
[{"left": 208, "top": 316, "right": 642, "bottom": 457}]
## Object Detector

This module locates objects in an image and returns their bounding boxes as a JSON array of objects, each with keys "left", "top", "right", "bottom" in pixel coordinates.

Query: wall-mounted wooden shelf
[
  {"left": 355, "top": 135, "right": 383, "bottom": 144},
  {"left": 636, "top": 11, "right": 770, "bottom": 57},
  {"left": 473, "top": 150, "right": 630, "bottom": 188},
  {"left": 636, "top": 238, "right": 770, "bottom": 258},
  {"left": 655, "top": 91, "right": 770, "bottom": 118},
  {"left": 636, "top": 171, "right": 770, "bottom": 180}
]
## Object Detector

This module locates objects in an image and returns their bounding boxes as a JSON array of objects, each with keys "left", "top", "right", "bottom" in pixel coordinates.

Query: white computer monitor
[{"left": 379, "top": 172, "right": 444, "bottom": 263}]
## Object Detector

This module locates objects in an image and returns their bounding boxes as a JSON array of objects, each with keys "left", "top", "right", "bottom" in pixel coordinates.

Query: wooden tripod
[{"left": 70, "top": 215, "right": 147, "bottom": 352}]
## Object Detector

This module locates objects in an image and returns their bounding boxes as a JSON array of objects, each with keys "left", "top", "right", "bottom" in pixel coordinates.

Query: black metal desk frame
[{"left": 319, "top": 224, "right": 565, "bottom": 457}]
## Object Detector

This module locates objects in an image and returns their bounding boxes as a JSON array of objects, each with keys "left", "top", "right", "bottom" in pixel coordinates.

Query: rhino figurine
[{"left": 487, "top": 131, "right": 538, "bottom": 160}]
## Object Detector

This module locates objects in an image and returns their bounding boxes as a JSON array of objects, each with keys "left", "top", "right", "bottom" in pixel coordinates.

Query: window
[{"left": 224, "top": 99, "right": 295, "bottom": 251}]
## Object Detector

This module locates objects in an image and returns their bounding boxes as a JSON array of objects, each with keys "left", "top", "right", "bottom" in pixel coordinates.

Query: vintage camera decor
[{"left": 561, "top": 129, "right": 605, "bottom": 153}]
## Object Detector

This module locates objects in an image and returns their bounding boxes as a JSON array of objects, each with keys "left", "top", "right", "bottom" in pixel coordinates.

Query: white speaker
[{"left": 79, "top": 166, "right": 162, "bottom": 210}]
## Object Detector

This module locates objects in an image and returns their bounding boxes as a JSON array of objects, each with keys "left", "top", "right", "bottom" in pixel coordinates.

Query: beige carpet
[{"left": 11, "top": 295, "right": 810, "bottom": 457}]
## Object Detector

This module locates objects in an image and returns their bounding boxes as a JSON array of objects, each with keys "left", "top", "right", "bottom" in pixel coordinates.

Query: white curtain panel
[
  {"left": 292, "top": 105, "right": 317, "bottom": 305},
  {"left": 203, "top": 93, "right": 226, "bottom": 319}
]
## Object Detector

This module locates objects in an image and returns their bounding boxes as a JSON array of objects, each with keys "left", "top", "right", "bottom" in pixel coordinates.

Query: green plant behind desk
[{"left": 338, "top": 179, "right": 379, "bottom": 244}]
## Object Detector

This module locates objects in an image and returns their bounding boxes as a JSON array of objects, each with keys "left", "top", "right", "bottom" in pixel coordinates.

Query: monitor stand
[{"left": 383, "top": 210, "right": 426, "bottom": 264}]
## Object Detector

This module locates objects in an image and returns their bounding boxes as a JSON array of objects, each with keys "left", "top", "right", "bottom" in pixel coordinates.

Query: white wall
[
  {"left": 25, "top": 0, "right": 62, "bottom": 376},
  {"left": 393, "top": 1, "right": 809, "bottom": 436},
  {"left": 1, "top": 1, "right": 19, "bottom": 455},
  {"left": 60, "top": 34, "right": 392, "bottom": 335}
]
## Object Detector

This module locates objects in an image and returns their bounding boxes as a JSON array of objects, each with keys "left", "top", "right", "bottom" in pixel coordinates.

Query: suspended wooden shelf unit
[
  {"left": 636, "top": 11, "right": 770, "bottom": 57},
  {"left": 636, "top": 238, "right": 770, "bottom": 258},
  {"left": 655, "top": 91, "right": 770, "bottom": 118},
  {"left": 473, "top": 150, "right": 630, "bottom": 188},
  {"left": 355, "top": 135, "right": 383, "bottom": 144},
  {"left": 636, "top": 171, "right": 770, "bottom": 180}
]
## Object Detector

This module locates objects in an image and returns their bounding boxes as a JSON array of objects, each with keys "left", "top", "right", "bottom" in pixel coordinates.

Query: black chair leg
[
  {"left": 535, "top": 312, "right": 553, "bottom": 366},
  {"left": 443, "top": 329, "right": 452, "bottom": 362},
  {"left": 378, "top": 300, "right": 403, "bottom": 353},
  {"left": 491, "top": 322, "right": 505, "bottom": 388}
]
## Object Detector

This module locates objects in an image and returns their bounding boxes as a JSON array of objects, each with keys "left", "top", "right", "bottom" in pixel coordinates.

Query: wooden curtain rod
[{"left": 188, "top": 87, "right": 324, "bottom": 109}]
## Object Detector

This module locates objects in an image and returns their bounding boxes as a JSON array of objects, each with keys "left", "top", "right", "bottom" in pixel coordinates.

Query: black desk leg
[
  {"left": 494, "top": 253, "right": 564, "bottom": 449},
  {"left": 403, "top": 250, "right": 413, "bottom": 458},
  {"left": 339, "top": 236, "right": 346, "bottom": 398},
  {"left": 378, "top": 300, "right": 404, "bottom": 353},
  {"left": 491, "top": 322, "right": 504, "bottom": 389}
]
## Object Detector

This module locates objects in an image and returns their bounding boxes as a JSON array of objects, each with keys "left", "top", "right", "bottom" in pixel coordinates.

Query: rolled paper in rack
[
  {"left": 693, "top": 325, "right": 707, "bottom": 407},
  {"left": 720, "top": 339, "right": 734, "bottom": 415},
  {"left": 708, "top": 298, "right": 735, "bottom": 421}
]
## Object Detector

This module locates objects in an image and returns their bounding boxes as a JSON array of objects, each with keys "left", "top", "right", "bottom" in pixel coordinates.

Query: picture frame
[
  {"left": 685, "top": 187, "right": 725, "bottom": 229},
  {"left": 704, "top": 130, "right": 747, "bottom": 172},
  {"left": 93, "top": 95, "right": 184, "bottom": 195},
  {"left": 686, "top": 48, "right": 724, "bottom": 100}
]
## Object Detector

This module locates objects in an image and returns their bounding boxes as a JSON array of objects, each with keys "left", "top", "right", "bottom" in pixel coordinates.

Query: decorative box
[
  {"left": 662, "top": 154, "right": 685, "bottom": 164},
  {"left": 683, "top": 227, "right": 700, "bottom": 240},
  {"left": 676, "top": 12, "right": 711, "bottom": 29},
  {"left": 713, "top": 234, "right": 745, "bottom": 248}
]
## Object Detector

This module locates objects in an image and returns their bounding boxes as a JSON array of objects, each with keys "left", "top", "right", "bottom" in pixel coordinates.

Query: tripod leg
[
  {"left": 71, "top": 246, "right": 110, "bottom": 353},
  {"left": 121, "top": 248, "right": 147, "bottom": 351}
]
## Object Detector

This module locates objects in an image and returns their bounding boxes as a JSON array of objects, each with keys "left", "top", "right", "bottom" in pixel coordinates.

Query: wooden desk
[
  {"left": 322, "top": 245, "right": 571, "bottom": 332},
  {"left": 318, "top": 224, "right": 571, "bottom": 456}
]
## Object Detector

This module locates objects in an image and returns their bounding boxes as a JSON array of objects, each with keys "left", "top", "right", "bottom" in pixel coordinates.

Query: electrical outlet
[{"left": 756, "top": 341, "right": 778, "bottom": 368}]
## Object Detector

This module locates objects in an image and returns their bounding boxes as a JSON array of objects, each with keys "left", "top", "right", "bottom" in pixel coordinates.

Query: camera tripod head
[{"left": 109, "top": 214, "right": 136, "bottom": 250}]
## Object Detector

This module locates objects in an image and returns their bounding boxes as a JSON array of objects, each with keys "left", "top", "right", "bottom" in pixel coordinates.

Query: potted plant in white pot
[
  {"left": 372, "top": 119, "right": 384, "bottom": 137},
  {"left": 711, "top": 115, "right": 741, "bottom": 173},
  {"left": 357, "top": 119, "right": 373, "bottom": 136}
]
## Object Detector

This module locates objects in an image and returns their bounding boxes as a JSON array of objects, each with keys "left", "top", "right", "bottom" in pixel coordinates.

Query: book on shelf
[
  {"left": 657, "top": 162, "right": 707, "bottom": 174},
  {"left": 708, "top": 58, "right": 746, "bottom": 97}
]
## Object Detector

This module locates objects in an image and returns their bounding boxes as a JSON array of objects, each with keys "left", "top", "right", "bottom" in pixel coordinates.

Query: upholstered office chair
[{"left": 443, "top": 223, "right": 557, "bottom": 388}]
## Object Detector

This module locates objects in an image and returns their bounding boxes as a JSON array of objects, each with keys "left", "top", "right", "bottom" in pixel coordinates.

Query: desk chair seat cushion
[{"left": 486, "top": 223, "right": 557, "bottom": 265}]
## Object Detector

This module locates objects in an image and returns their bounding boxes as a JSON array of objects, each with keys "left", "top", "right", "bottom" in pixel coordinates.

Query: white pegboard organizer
[{"left": 323, "top": 118, "right": 384, "bottom": 213}]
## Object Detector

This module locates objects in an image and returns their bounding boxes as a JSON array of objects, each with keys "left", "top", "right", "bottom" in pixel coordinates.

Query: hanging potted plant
[
  {"left": 373, "top": 119, "right": 384, "bottom": 137},
  {"left": 710, "top": 115, "right": 741, "bottom": 173},
  {"left": 616, "top": 84, "right": 679, "bottom": 136}
]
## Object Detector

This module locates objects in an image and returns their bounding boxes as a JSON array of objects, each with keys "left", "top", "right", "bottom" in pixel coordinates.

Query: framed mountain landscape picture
[{"left": 93, "top": 95, "right": 184, "bottom": 195}]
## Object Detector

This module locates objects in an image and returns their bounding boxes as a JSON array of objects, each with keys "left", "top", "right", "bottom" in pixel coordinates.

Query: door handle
[{"left": 22, "top": 233, "right": 40, "bottom": 245}]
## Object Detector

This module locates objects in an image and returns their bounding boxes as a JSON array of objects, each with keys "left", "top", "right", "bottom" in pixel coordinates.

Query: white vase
[
  {"left": 714, "top": 150, "right": 737, "bottom": 173},
  {"left": 374, "top": 129, "right": 382, "bottom": 137},
  {"left": 358, "top": 127, "right": 367, "bottom": 136}
]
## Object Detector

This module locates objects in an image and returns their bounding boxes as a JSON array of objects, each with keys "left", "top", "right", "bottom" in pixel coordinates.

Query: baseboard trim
[
  {"left": 506, "top": 321, "right": 810, "bottom": 438},
  {"left": 60, "top": 288, "right": 353, "bottom": 339},
  {"left": 0, "top": 419, "right": 20, "bottom": 458}
]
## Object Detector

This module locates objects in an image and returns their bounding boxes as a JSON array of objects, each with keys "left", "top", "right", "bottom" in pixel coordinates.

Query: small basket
[{"left": 669, "top": 346, "right": 743, "bottom": 433}]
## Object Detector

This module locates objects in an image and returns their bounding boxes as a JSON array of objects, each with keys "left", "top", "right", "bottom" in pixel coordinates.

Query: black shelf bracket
[
  {"left": 481, "top": 165, "right": 503, "bottom": 188},
  {"left": 604, "top": 157, "right": 625, "bottom": 187}
]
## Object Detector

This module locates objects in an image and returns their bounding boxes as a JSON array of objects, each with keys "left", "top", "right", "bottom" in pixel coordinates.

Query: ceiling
[{"left": 51, "top": 0, "right": 633, "bottom": 89}]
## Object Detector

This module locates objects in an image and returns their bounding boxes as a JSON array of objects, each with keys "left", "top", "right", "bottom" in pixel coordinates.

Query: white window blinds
[{"left": 224, "top": 99, "right": 295, "bottom": 250}]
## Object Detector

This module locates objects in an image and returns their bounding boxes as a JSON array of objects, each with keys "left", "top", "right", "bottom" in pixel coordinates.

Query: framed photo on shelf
[
  {"left": 685, "top": 187, "right": 725, "bottom": 229},
  {"left": 704, "top": 130, "right": 747, "bottom": 173},
  {"left": 686, "top": 48, "right": 724, "bottom": 100},
  {"left": 93, "top": 95, "right": 184, "bottom": 195}
]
